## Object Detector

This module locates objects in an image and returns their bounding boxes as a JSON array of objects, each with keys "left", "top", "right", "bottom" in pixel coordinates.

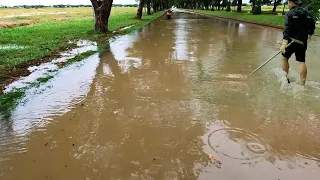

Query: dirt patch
[
  {"left": 0, "top": 20, "right": 34, "bottom": 28},
  {"left": 53, "top": 17, "right": 70, "bottom": 22}
]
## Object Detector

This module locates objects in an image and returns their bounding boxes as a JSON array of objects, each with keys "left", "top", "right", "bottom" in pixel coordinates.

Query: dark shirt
[{"left": 283, "top": 6, "right": 316, "bottom": 48}]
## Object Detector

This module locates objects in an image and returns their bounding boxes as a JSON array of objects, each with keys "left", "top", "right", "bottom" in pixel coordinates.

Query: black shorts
[{"left": 282, "top": 44, "right": 306, "bottom": 62}]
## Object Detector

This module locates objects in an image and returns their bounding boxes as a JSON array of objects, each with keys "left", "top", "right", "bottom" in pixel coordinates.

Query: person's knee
[
  {"left": 299, "top": 62, "right": 307, "bottom": 67},
  {"left": 299, "top": 63, "right": 307, "bottom": 72},
  {"left": 282, "top": 56, "right": 289, "bottom": 61}
]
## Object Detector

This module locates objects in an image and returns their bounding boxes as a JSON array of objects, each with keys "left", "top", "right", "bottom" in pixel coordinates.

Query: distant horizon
[
  {"left": 0, "top": 0, "right": 252, "bottom": 7},
  {"left": 0, "top": 0, "right": 137, "bottom": 6}
]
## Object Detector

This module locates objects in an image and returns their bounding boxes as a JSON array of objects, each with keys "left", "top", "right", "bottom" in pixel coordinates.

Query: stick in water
[{"left": 249, "top": 38, "right": 304, "bottom": 76}]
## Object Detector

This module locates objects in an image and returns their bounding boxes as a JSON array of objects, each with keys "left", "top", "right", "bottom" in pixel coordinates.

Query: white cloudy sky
[
  {"left": 0, "top": 0, "right": 137, "bottom": 6},
  {"left": 1, "top": 0, "right": 251, "bottom": 6}
]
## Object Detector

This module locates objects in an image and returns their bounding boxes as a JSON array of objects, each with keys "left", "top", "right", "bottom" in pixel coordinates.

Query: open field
[{"left": 0, "top": 7, "right": 137, "bottom": 28}]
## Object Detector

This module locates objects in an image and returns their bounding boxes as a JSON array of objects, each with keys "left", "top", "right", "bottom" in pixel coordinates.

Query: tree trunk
[
  {"left": 147, "top": 0, "right": 151, "bottom": 15},
  {"left": 226, "top": 0, "right": 231, "bottom": 11},
  {"left": 272, "top": 0, "right": 278, "bottom": 12},
  {"left": 91, "top": 0, "right": 113, "bottom": 33},
  {"left": 252, "top": 0, "right": 256, "bottom": 12},
  {"left": 136, "top": 0, "right": 145, "bottom": 19},
  {"left": 153, "top": 3, "right": 157, "bottom": 13},
  {"left": 237, "top": 0, "right": 242, "bottom": 12},
  {"left": 218, "top": 0, "right": 221, "bottom": 10}
]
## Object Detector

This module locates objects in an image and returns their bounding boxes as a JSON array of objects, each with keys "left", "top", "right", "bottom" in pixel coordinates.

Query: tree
[
  {"left": 226, "top": 0, "right": 231, "bottom": 11},
  {"left": 302, "top": 0, "right": 320, "bottom": 20},
  {"left": 272, "top": 0, "right": 281, "bottom": 12},
  {"left": 91, "top": 0, "right": 113, "bottom": 32},
  {"left": 237, "top": 0, "right": 242, "bottom": 12},
  {"left": 252, "top": 0, "right": 262, "bottom": 14},
  {"left": 147, "top": 0, "right": 152, "bottom": 15},
  {"left": 136, "top": 0, "right": 145, "bottom": 19}
]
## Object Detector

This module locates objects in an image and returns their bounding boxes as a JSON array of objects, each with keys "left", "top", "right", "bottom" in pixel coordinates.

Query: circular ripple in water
[{"left": 208, "top": 128, "right": 270, "bottom": 161}]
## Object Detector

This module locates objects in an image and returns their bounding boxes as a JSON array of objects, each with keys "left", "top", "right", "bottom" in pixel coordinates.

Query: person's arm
[
  {"left": 308, "top": 12, "right": 316, "bottom": 35},
  {"left": 283, "top": 12, "right": 292, "bottom": 41},
  {"left": 281, "top": 13, "right": 292, "bottom": 53}
]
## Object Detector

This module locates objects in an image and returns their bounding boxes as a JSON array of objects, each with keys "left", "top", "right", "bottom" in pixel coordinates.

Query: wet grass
[
  {"left": 0, "top": 10, "right": 163, "bottom": 81},
  {"left": 36, "top": 75, "right": 54, "bottom": 83},
  {"left": 0, "top": 10, "right": 164, "bottom": 115},
  {"left": 0, "top": 89, "right": 25, "bottom": 115},
  {"left": 192, "top": 10, "right": 319, "bottom": 36},
  {"left": 64, "top": 50, "right": 97, "bottom": 65}
]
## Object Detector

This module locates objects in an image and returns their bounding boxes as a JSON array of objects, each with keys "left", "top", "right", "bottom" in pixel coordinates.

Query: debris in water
[
  {"left": 45, "top": 143, "right": 48, "bottom": 147},
  {"left": 65, "top": 165, "right": 67, "bottom": 168},
  {"left": 72, "top": 144, "right": 75, "bottom": 146},
  {"left": 209, "top": 154, "right": 215, "bottom": 161},
  {"left": 186, "top": 138, "right": 197, "bottom": 143}
]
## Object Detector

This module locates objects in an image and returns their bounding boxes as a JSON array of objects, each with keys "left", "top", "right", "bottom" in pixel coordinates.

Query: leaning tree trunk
[
  {"left": 91, "top": 0, "right": 113, "bottom": 32},
  {"left": 147, "top": 0, "right": 151, "bottom": 15},
  {"left": 136, "top": 0, "right": 145, "bottom": 19},
  {"left": 237, "top": 0, "right": 242, "bottom": 12}
]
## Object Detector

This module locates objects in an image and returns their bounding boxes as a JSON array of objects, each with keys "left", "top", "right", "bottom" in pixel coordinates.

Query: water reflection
[
  {"left": 0, "top": 12, "right": 320, "bottom": 179},
  {"left": 173, "top": 19, "right": 189, "bottom": 61}
]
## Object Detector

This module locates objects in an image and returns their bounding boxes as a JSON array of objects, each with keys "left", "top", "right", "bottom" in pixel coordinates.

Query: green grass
[
  {"left": 65, "top": 50, "right": 97, "bottom": 65},
  {"left": 36, "top": 75, "right": 54, "bottom": 83},
  {"left": 192, "top": 10, "right": 284, "bottom": 26},
  {"left": 0, "top": 11, "right": 164, "bottom": 77},
  {"left": 0, "top": 11, "right": 164, "bottom": 114},
  {"left": 191, "top": 10, "right": 319, "bottom": 36},
  {"left": 0, "top": 89, "right": 25, "bottom": 116}
]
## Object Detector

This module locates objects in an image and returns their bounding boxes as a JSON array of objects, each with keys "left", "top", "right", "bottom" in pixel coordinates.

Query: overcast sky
[
  {"left": 0, "top": 0, "right": 137, "bottom": 6},
  {"left": 1, "top": 0, "right": 251, "bottom": 6}
]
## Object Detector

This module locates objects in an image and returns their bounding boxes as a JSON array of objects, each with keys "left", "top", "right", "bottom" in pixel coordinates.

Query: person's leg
[
  {"left": 282, "top": 48, "right": 293, "bottom": 83},
  {"left": 296, "top": 49, "right": 307, "bottom": 85},
  {"left": 282, "top": 56, "right": 289, "bottom": 74},
  {"left": 299, "top": 62, "right": 307, "bottom": 85}
]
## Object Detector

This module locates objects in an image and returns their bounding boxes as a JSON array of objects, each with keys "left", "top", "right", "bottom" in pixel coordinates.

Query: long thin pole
[
  {"left": 249, "top": 41, "right": 295, "bottom": 76},
  {"left": 249, "top": 51, "right": 281, "bottom": 76}
]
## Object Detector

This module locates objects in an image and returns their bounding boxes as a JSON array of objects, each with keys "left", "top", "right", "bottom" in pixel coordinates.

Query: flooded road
[{"left": 1, "top": 12, "right": 320, "bottom": 179}]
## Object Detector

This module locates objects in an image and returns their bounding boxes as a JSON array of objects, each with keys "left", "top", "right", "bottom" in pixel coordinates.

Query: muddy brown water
[{"left": 1, "top": 12, "right": 320, "bottom": 179}]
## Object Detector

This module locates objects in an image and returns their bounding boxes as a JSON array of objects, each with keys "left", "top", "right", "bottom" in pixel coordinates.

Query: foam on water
[{"left": 273, "top": 68, "right": 320, "bottom": 99}]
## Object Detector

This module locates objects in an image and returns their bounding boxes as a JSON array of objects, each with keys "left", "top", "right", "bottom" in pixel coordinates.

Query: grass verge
[
  {"left": 0, "top": 11, "right": 163, "bottom": 88},
  {"left": 190, "top": 10, "right": 319, "bottom": 36},
  {"left": 0, "top": 11, "right": 164, "bottom": 115}
]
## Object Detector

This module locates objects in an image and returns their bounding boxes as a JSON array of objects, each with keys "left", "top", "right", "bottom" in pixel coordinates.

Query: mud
[{"left": 0, "top": 12, "right": 320, "bottom": 180}]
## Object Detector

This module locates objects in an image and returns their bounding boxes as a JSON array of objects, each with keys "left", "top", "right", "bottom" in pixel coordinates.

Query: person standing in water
[{"left": 280, "top": 0, "right": 316, "bottom": 85}]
